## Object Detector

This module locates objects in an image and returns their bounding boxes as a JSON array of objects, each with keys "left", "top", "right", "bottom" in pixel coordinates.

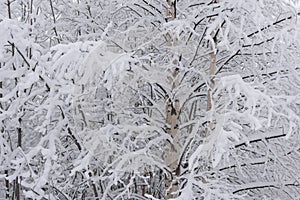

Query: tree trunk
[
  {"left": 6, "top": 0, "right": 11, "bottom": 19},
  {"left": 165, "top": 94, "right": 180, "bottom": 199},
  {"left": 164, "top": 1, "right": 180, "bottom": 199},
  {"left": 205, "top": 0, "right": 219, "bottom": 137},
  {"left": 49, "top": 0, "right": 61, "bottom": 44},
  {"left": 205, "top": 49, "right": 216, "bottom": 137},
  {"left": 0, "top": 66, "right": 9, "bottom": 198},
  {"left": 14, "top": 176, "right": 20, "bottom": 200}
]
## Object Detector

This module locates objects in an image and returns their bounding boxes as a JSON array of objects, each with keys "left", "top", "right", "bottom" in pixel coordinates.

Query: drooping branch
[
  {"left": 233, "top": 183, "right": 279, "bottom": 194},
  {"left": 234, "top": 133, "right": 286, "bottom": 148}
]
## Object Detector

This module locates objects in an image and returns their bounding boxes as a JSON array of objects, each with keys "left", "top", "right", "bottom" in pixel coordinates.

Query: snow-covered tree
[{"left": 1, "top": 0, "right": 300, "bottom": 199}]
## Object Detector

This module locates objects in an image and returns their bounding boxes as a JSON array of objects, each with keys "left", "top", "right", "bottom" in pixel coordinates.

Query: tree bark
[
  {"left": 205, "top": 48, "right": 216, "bottom": 137},
  {"left": 14, "top": 176, "right": 20, "bottom": 200},
  {"left": 165, "top": 95, "right": 180, "bottom": 199},
  {"left": 205, "top": 0, "right": 219, "bottom": 137},
  {"left": 0, "top": 66, "right": 9, "bottom": 198},
  {"left": 164, "top": 1, "right": 180, "bottom": 199}
]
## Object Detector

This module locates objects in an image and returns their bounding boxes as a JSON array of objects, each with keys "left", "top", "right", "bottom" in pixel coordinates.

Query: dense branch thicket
[{"left": 0, "top": 0, "right": 300, "bottom": 199}]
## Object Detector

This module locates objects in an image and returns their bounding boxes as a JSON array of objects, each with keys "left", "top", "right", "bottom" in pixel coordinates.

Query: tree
[{"left": 1, "top": 0, "right": 300, "bottom": 199}]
